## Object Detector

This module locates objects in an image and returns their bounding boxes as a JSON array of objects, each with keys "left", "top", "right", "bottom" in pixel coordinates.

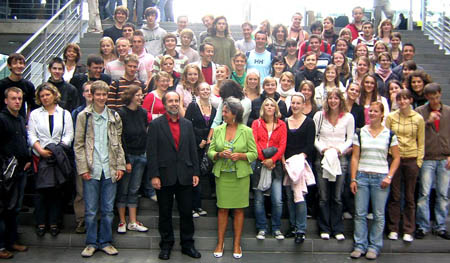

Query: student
[
  {"left": 74, "top": 80, "right": 126, "bottom": 257},
  {"left": 204, "top": 16, "right": 236, "bottom": 71},
  {"left": 235, "top": 22, "right": 256, "bottom": 53},
  {"left": 346, "top": 6, "right": 364, "bottom": 40},
  {"left": 0, "top": 53, "right": 37, "bottom": 119},
  {"left": 176, "top": 29, "right": 200, "bottom": 64},
  {"left": 172, "top": 15, "right": 198, "bottom": 50},
  {"left": 103, "top": 6, "right": 129, "bottom": 43},
  {"left": 268, "top": 24, "right": 288, "bottom": 57},
  {"left": 246, "top": 31, "right": 273, "bottom": 85},
  {"left": 199, "top": 14, "right": 214, "bottom": 44},
  {"left": 152, "top": 33, "right": 188, "bottom": 74},
  {"left": 288, "top": 12, "right": 309, "bottom": 45},
  {"left": 131, "top": 31, "right": 155, "bottom": 81},
  {"left": 322, "top": 17, "right": 339, "bottom": 46},
  {"left": 297, "top": 35, "right": 331, "bottom": 72},
  {"left": 415, "top": 83, "right": 450, "bottom": 240},
  {"left": 352, "top": 22, "right": 376, "bottom": 55},
  {"left": 141, "top": 7, "right": 167, "bottom": 57},
  {"left": 122, "top": 23, "right": 135, "bottom": 43},
  {"left": 195, "top": 43, "right": 217, "bottom": 85}
]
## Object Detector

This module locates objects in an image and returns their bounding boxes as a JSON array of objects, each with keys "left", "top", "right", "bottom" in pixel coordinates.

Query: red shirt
[
  {"left": 202, "top": 63, "right": 213, "bottom": 85},
  {"left": 165, "top": 113, "right": 180, "bottom": 150},
  {"left": 345, "top": 23, "right": 360, "bottom": 41}
]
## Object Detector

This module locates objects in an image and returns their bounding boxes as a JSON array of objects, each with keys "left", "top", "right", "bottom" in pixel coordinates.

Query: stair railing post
[
  {"left": 442, "top": 10, "right": 446, "bottom": 51},
  {"left": 64, "top": 6, "right": 68, "bottom": 48},
  {"left": 42, "top": 28, "right": 48, "bottom": 83},
  {"left": 78, "top": 0, "right": 83, "bottom": 40},
  {"left": 421, "top": 0, "right": 426, "bottom": 32}
]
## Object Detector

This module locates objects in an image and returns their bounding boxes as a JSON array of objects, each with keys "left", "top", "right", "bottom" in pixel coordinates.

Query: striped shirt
[
  {"left": 105, "top": 59, "right": 148, "bottom": 83},
  {"left": 353, "top": 126, "right": 398, "bottom": 174},
  {"left": 107, "top": 77, "right": 146, "bottom": 110}
]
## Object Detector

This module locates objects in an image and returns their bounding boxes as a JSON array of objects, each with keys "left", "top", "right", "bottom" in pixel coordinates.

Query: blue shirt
[
  {"left": 92, "top": 108, "right": 110, "bottom": 180},
  {"left": 247, "top": 49, "right": 272, "bottom": 85}
]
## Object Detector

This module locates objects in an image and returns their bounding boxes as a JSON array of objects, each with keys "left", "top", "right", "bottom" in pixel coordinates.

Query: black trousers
[
  {"left": 34, "top": 187, "right": 62, "bottom": 226},
  {"left": 156, "top": 181, "right": 194, "bottom": 250}
]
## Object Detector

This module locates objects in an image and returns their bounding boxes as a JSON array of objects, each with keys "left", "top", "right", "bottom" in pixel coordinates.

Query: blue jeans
[
  {"left": 254, "top": 175, "right": 283, "bottom": 233},
  {"left": 354, "top": 172, "right": 390, "bottom": 255},
  {"left": 116, "top": 154, "right": 146, "bottom": 208},
  {"left": 416, "top": 160, "right": 450, "bottom": 232},
  {"left": 83, "top": 173, "right": 117, "bottom": 248},
  {"left": 127, "top": 0, "right": 143, "bottom": 24},
  {"left": 156, "top": 0, "right": 167, "bottom": 21},
  {"left": 285, "top": 186, "right": 307, "bottom": 233}
]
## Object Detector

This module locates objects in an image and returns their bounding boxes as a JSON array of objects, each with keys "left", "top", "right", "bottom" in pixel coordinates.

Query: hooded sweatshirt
[{"left": 141, "top": 23, "right": 167, "bottom": 56}]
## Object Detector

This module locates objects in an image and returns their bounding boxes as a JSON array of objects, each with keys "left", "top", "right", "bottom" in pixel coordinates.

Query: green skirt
[{"left": 215, "top": 171, "right": 249, "bottom": 209}]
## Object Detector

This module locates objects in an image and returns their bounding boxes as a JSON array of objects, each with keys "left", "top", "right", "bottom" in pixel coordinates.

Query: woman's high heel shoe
[
  {"left": 233, "top": 246, "right": 242, "bottom": 259},
  {"left": 213, "top": 244, "right": 224, "bottom": 258}
]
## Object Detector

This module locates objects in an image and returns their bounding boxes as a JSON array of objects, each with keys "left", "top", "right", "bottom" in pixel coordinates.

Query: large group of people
[{"left": 0, "top": 3, "right": 449, "bottom": 262}]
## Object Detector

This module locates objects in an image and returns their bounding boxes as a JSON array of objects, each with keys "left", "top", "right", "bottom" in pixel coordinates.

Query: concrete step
[{"left": 18, "top": 225, "right": 450, "bottom": 253}]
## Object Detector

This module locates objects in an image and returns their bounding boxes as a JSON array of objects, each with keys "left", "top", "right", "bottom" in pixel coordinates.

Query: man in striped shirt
[{"left": 107, "top": 54, "right": 146, "bottom": 110}]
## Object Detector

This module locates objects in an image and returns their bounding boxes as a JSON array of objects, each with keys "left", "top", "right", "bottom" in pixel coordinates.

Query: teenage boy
[
  {"left": 105, "top": 37, "right": 148, "bottom": 83},
  {"left": 173, "top": 15, "right": 197, "bottom": 49},
  {"left": 71, "top": 81, "right": 94, "bottom": 234},
  {"left": 0, "top": 53, "right": 37, "bottom": 119},
  {"left": 47, "top": 57, "right": 80, "bottom": 112},
  {"left": 392, "top": 43, "right": 423, "bottom": 80},
  {"left": 132, "top": 31, "right": 154, "bottom": 80},
  {"left": 352, "top": 21, "right": 376, "bottom": 54},
  {"left": 142, "top": 7, "right": 167, "bottom": 57},
  {"left": 346, "top": 6, "right": 364, "bottom": 40},
  {"left": 199, "top": 14, "right": 214, "bottom": 44},
  {"left": 415, "top": 83, "right": 450, "bottom": 240},
  {"left": 0, "top": 88, "right": 30, "bottom": 259},
  {"left": 298, "top": 23, "right": 332, "bottom": 58},
  {"left": 122, "top": 22, "right": 135, "bottom": 43},
  {"left": 107, "top": 54, "right": 146, "bottom": 110},
  {"left": 103, "top": 6, "right": 129, "bottom": 43},
  {"left": 71, "top": 54, "right": 112, "bottom": 104},
  {"left": 246, "top": 31, "right": 272, "bottom": 85},
  {"left": 176, "top": 29, "right": 200, "bottom": 64},
  {"left": 298, "top": 34, "right": 331, "bottom": 72},
  {"left": 74, "top": 80, "right": 126, "bottom": 258},
  {"left": 204, "top": 16, "right": 236, "bottom": 71},
  {"left": 235, "top": 22, "right": 255, "bottom": 53},
  {"left": 195, "top": 43, "right": 217, "bottom": 85}
]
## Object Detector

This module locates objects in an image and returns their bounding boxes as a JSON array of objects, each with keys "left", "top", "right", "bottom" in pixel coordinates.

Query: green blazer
[{"left": 208, "top": 123, "right": 257, "bottom": 178}]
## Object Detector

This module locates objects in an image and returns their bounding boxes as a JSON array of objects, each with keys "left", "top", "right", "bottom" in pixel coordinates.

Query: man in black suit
[{"left": 147, "top": 91, "right": 201, "bottom": 260}]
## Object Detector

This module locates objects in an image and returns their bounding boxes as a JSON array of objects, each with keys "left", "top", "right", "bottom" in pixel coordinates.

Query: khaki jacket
[{"left": 74, "top": 104, "right": 126, "bottom": 183}]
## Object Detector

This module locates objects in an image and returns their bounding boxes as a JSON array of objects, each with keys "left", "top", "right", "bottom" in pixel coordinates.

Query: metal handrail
[
  {"left": 0, "top": 0, "right": 84, "bottom": 85},
  {"left": 422, "top": 0, "right": 450, "bottom": 54}
]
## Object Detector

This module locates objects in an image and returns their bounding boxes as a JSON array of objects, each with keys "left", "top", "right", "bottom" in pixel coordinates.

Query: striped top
[
  {"left": 107, "top": 77, "right": 147, "bottom": 110},
  {"left": 353, "top": 126, "right": 398, "bottom": 174}
]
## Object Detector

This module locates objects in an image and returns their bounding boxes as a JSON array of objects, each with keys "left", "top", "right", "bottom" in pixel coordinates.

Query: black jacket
[
  {"left": 247, "top": 92, "right": 288, "bottom": 126},
  {"left": 48, "top": 78, "right": 80, "bottom": 112},
  {"left": 184, "top": 102, "right": 217, "bottom": 148},
  {"left": 295, "top": 69, "right": 324, "bottom": 91},
  {"left": 146, "top": 115, "right": 199, "bottom": 187},
  {"left": 36, "top": 143, "right": 73, "bottom": 189},
  {"left": 0, "top": 108, "right": 30, "bottom": 165},
  {"left": 70, "top": 73, "right": 112, "bottom": 103}
]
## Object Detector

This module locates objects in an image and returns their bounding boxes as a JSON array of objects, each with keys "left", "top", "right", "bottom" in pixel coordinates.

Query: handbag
[
  {"left": 262, "top": 146, "right": 278, "bottom": 159},
  {"left": 1, "top": 156, "right": 18, "bottom": 192},
  {"left": 200, "top": 145, "right": 213, "bottom": 176}
]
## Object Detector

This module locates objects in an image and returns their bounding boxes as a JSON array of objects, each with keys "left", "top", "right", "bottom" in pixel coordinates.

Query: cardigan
[{"left": 208, "top": 123, "right": 257, "bottom": 178}]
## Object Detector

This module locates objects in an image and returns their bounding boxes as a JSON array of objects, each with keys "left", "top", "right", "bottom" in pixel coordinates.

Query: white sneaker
[
  {"left": 335, "top": 233, "right": 345, "bottom": 241},
  {"left": 320, "top": 233, "right": 330, "bottom": 240},
  {"left": 366, "top": 213, "right": 374, "bottom": 220},
  {"left": 192, "top": 210, "right": 200, "bottom": 218},
  {"left": 117, "top": 222, "right": 126, "bottom": 234},
  {"left": 343, "top": 212, "right": 353, "bottom": 220},
  {"left": 256, "top": 230, "right": 266, "bottom": 240},
  {"left": 274, "top": 230, "right": 285, "bottom": 240},
  {"left": 403, "top": 233, "right": 414, "bottom": 242},
  {"left": 388, "top": 232, "right": 398, "bottom": 240},
  {"left": 196, "top": 208, "right": 207, "bottom": 216},
  {"left": 127, "top": 222, "right": 148, "bottom": 232}
]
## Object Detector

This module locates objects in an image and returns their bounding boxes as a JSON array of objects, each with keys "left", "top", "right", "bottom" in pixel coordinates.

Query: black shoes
[
  {"left": 295, "top": 233, "right": 306, "bottom": 244},
  {"left": 181, "top": 247, "right": 202, "bottom": 259},
  {"left": 158, "top": 249, "right": 171, "bottom": 260},
  {"left": 415, "top": 229, "right": 426, "bottom": 239},
  {"left": 50, "top": 226, "right": 60, "bottom": 237},
  {"left": 436, "top": 230, "right": 450, "bottom": 240},
  {"left": 284, "top": 226, "right": 296, "bottom": 238},
  {"left": 36, "top": 226, "right": 46, "bottom": 237}
]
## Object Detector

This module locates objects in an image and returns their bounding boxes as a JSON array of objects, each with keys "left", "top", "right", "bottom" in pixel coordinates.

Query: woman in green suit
[{"left": 208, "top": 97, "right": 258, "bottom": 259}]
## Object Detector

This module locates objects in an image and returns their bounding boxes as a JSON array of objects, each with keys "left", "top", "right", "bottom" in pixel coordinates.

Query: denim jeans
[
  {"left": 285, "top": 186, "right": 307, "bottom": 233},
  {"left": 353, "top": 172, "right": 390, "bottom": 255},
  {"left": 156, "top": 0, "right": 167, "bottom": 21},
  {"left": 416, "top": 160, "right": 450, "bottom": 232},
  {"left": 254, "top": 175, "right": 283, "bottom": 233},
  {"left": 127, "top": 0, "right": 143, "bottom": 24},
  {"left": 316, "top": 155, "right": 347, "bottom": 235},
  {"left": 84, "top": 173, "right": 117, "bottom": 248},
  {"left": 117, "top": 154, "right": 146, "bottom": 208}
]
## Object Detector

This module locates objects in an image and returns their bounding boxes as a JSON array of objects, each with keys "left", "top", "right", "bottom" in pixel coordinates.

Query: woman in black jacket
[
  {"left": 295, "top": 52, "right": 324, "bottom": 90},
  {"left": 185, "top": 82, "right": 217, "bottom": 216}
]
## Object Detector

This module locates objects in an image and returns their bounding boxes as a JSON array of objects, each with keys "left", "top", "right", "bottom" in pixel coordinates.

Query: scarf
[
  {"left": 375, "top": 67, "right": 392, "bottom": 82},
  {"left": 278, "top": 87, "right": 296, "bottom": 98},
  {"left": 323, "top": 29, "right": 335, "bottom": 40}
]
